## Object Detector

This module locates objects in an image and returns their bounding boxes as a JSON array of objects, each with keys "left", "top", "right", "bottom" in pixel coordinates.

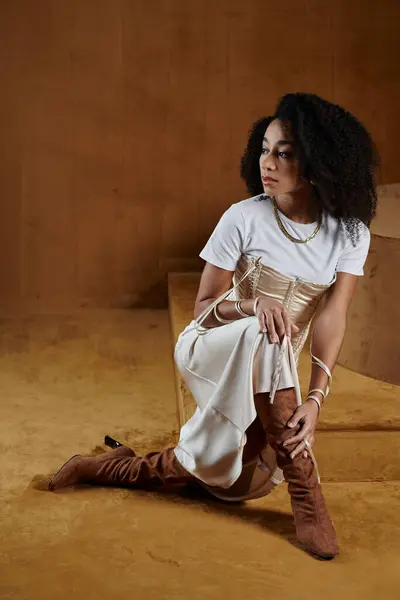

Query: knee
[{"left": 258, "top": 389, "right": 298, "bottom": 434}]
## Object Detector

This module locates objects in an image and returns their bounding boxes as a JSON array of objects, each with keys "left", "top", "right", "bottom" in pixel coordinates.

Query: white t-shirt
[{"left": 199, "top": 195, "right": 370, "bottom": 285}]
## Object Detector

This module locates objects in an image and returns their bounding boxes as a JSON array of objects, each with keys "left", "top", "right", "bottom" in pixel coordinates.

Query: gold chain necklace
[{"left": 272, "top": 198, "right": 322, "bottom": 244}]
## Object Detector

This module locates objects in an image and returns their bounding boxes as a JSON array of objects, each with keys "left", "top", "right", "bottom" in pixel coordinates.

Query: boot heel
[{"left": 104, "top": 435, "right": 123, "bottom": 449}]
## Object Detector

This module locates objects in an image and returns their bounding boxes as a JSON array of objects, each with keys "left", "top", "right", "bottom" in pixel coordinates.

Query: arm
[
  {"left": 283, "top": 272, "right": 359, "bottom": 458},
  {"left": 194, "top": 262, "right": 260, "bottom": 327},
  {"left": 307, "top": 271, "right": 359, "bottom": 400},
  {"left": 195, "top": 262, "right": 299, "bottom": 338}
]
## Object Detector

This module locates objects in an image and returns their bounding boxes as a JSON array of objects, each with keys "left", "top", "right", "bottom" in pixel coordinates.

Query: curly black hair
[{"left": 240, "top": 93, "right": 380, "bottom": 245}]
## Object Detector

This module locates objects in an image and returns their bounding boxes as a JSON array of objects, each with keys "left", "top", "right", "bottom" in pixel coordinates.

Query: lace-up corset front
[{"left": 231, "top": 254, "right": 334, "bottom": 359}]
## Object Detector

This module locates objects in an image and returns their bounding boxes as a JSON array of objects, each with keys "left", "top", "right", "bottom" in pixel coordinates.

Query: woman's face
[{"left": 259, "top": 119, "right": 304, "bottom": 195}]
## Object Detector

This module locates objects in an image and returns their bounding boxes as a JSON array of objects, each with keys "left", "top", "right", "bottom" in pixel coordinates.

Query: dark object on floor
[{"left": 104, "top": 435, "right": 123, "bottom": 449}]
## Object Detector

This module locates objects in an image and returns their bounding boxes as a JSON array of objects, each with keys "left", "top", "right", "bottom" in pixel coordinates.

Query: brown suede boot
[
  {"left": 49, "top": 445, "right": 195, "bottom": 491},
  {"left": 256, "top": 388, "right": 339, "bottom": 559}
]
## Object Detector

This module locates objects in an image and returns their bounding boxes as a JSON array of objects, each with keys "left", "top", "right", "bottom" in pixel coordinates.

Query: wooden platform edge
[{"left": 168, "top": 273, "right": 199, "bottom": 428}]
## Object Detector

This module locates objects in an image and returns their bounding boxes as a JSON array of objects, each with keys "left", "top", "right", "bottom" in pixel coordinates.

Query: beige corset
[
  {"left": 195, "top": 252, "right": 336, "bottom": 404},
  {"left": 232, "top": 254, "right": 334, "bottom": 360}
]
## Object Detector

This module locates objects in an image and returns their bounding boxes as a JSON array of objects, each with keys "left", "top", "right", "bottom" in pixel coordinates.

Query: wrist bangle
[
  {"left": 235, "top": 300, "right": 250, "bottom": 318},
  {"left": 307, "top": 395, "right": 321, "bottom": 413},
  {"left": 253, "top": 296, "right": 260, "bottom": 316},
  {"left": 213, "top": 303, "right": 234, "bottom": 325},
  {"left": 308, "top": 388, "right": 326, "bottom": 399}
]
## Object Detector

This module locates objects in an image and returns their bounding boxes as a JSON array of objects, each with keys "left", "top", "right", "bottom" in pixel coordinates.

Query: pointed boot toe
[
  {"left": 296, "top": 520, "right": 340, "bottom": 559},
  {"left": 48, "top": 455, "right": 84, "bottom": 491},
  {"left": 49, "top": 446, "right": 136, "bottom": 491},
  {"left": 293, "top": 490, "right": 340, "bottom": 559}
]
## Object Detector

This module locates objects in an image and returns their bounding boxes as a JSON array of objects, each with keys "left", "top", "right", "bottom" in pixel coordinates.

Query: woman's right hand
[{"left": 255, "top": 297, "right": 299, "bottom": 343}]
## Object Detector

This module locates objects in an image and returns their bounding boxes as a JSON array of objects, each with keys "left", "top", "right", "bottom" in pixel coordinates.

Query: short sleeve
[
  {"left": 336, "top": 225, "right": 371, "bottom": 276},
  {"left": 199, "top": 204, "right": 245, "bottom": 271}
]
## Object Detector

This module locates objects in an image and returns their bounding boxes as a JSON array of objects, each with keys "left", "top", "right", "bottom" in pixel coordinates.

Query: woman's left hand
[{"left": 282, "top": 400, "right": 319, "bottom": 459}]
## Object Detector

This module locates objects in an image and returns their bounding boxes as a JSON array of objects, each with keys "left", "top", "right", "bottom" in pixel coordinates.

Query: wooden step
[{"left": 168, "top": 272, "right": 400, "bottom": 482}]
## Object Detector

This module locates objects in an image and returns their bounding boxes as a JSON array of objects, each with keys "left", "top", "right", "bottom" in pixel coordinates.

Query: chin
[
  {"left": 262, "top": 184, "right": 279, "bottom": 194},
  {"left": 263, "top": 184, "right": 297, "bottom": 196}
]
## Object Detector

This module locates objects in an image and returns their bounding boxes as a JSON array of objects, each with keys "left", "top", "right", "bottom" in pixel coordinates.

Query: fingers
[
  {"left": 262, "top": 308, "right": 298, "bottom": 344},
  {"left": 257, "top": 309, "right": 267, "bottom": 333},
  {"left": 292, "top": 435, "right": 315, "bottom": 459},
  {"left": 291, "top": 438, "right": 316, "bottom": 459},
  {"left": 265, "top": 311, "right": 278, "bottom": 344},
  {"left": 287, "top": 409, "right": 303, "bottom": 429},
  {"left": 255, "top": 303, "right": 269, "bottom": 336},
  {"left": 303, "top": 434, "right": 315, "bottom": 458},
  {"left": 283, "top": 425, "right": 311, "bottom": 448},
  {"left": 272, "top": 309, "right": 286, "bottom": 340},
  {"left": 257, "top": 302, "right": 298, "bottom": 345},
  {"left": 290, "top": 439, "right": 309, "bottom": 459}
]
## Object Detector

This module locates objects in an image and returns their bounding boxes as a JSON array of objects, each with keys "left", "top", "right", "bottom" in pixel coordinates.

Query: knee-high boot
[
  {"left": 49, "top": 445, "right": 196, "bottom": 491},
  {"left": 255, "top": 388, "right": 339, "bottom": 559}
]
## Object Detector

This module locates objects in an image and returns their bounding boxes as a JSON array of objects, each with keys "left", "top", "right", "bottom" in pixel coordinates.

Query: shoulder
[
  {"left": 227, "top": 194, "right": 269, "bottom": 221},
  {"left": 334, "top": 218, "right": 371, "bottom": 275},
  {"left": 222, "top": 194, "right": 269, "bottom": 236},
  {"left": 233, "top": 194, "right": 267, "bottom": 212},
  {"left": 357, "top": 221, "right": 371, "bottom": 244},
  {"left": 339, "top": 219, "right": 370, "bottom": 251},
  {"left": 324, "top": 213, "right": 370, "bottom": 249}
]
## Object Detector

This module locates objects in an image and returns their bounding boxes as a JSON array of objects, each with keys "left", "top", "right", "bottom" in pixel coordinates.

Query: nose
[{"left": 260, "top": 151, "right": 277, "bottom": 172}]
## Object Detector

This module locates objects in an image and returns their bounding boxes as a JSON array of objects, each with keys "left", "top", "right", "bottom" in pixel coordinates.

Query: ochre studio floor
[{"left": 0, "top": 310, "right": 399, "bottom": 599}]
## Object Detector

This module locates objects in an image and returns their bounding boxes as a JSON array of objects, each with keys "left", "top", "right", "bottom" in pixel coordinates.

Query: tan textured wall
[
  {"left": 337, "top": 184, "right": 400, "bottom": 385},
  {"left": 0, "top": 0, "right": 399, "bottom": 311}
]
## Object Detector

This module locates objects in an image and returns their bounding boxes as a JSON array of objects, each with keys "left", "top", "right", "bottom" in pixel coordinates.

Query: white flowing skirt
[{"left": 173, "top": 317, "right": 297, "bottom": 489}]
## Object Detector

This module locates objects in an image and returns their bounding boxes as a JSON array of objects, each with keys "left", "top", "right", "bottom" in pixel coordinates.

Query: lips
[{"left": 262, "top": 176, "right": 278, "bottom": 184}]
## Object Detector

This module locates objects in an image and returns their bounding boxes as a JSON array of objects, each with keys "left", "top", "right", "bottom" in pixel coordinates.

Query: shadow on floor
[
  {"left": 31, "top": 475, "right": 297, "bottom": 547},
  {"left": 171, "top": 482, "right": 296, "bottom": 540}
]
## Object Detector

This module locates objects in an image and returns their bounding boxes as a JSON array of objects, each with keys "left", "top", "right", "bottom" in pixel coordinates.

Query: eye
[
  {"left": 279, "top": 151, "right": 292, "bottom": 159},
  {"left": 261, "top": 147, "right": 269, "bottom": 155}
]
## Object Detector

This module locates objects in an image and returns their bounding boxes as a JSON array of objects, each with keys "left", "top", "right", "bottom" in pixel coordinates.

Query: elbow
[
  {"left": 194, "top": 301, "right": 206, "bottom": 321},
  {"left": 194, "top": 297, "right": 214, "bottom": 321},
  {"left": 194, "top": 300, "right": 204, "bottom": 320}
]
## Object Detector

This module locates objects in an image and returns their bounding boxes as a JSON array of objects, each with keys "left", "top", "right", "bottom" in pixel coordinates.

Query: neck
[{"left": 273, "top": 187, "right": 320, "bottom": 224}]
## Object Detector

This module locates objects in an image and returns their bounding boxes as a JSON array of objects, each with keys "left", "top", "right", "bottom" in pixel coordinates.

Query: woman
[{"left": 49, "top": 93, "right": 378, "bottom": 561}]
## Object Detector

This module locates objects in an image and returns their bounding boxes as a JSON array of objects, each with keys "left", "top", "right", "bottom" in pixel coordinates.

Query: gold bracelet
[
  {"left": 308, "top": 388, "right": 326, "bottom": 399},
  {"left": 235, "top": 300, "right": 250, "bottom": 318},
  {"left": 253, "top": 296, "right": 260, "bottom": 315},
  {"left": 307, "top": 395, "right": 321, "bottom": 413},
  {"left": 213, "top": 303, "right": 234, "bottom": 325}
]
